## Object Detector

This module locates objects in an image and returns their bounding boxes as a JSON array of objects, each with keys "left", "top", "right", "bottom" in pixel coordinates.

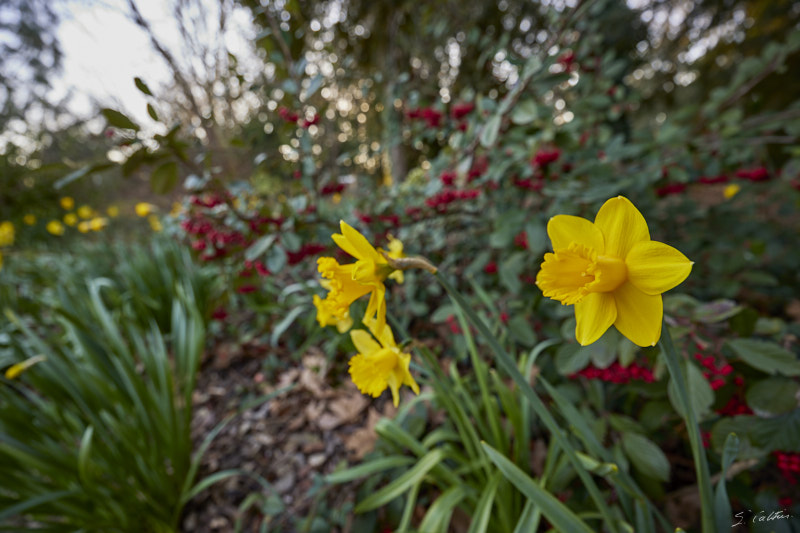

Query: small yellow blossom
[
  {"left": 60, "top": 197, "right": 74, "bottom": 210},
  {"left": 89, "top": 217, "right": 109, "bottom": 231},
  {"left": 64, "top": 213, "right": 78, "bottom": 226},
  {"left": 723, "top": 184, "right": 740, "bottom": 199},
  {"left": 77, "top": 205, "right": 94, "bottom": 219},
  {"left": 135, "top": 202, "right": 157, "bottom": 217},
  {"left": 536, "top": 196, "right": 692, "bottom": 347},
  {"left": 46, "top": 220, "right": 65, "bottom": 236},
  {"left": 0, "top": 221, "right": 14, "bottom": 247},
  {"left": 23, "top": 214, "right": 36, "bottom": 225},
  {"left": 348, "top": 319, "right": 419, "bottom": 407},
  {"left": 170, "top": 202, "right": 183, "bottom": 217},
  {"left": 77, "top": 221, "right": 91, "bottom": 233},
  {"left": 148, "top": 215, "right": 163, "bottom": 232},
  {"left": 315, "top": 221, "right": 403, "bottom": 334},
  {"left": 107, "top": 205, "right": 120, "bottom": 218},
  {"left": 4, "top": 355, "right": 46, "bottom": 379},
  {"left": 332, "top": 193, "right": 342, "bottom": 204}
]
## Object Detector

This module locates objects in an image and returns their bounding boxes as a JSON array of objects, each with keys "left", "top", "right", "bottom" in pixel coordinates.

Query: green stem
[
  {"left": 658, "top": 320, "right": 715, "bottom": 533},
  {"left": 435, "top": 273, "right": 620, "bottom": 533}
]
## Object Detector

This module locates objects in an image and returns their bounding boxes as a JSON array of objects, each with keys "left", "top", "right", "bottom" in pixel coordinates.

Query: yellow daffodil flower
[
  {"left": 77, "top": 205, "right": 94, "bottom": 219},
  {"left": 77, "top": 221, "right": 91, "bottom": 233},
  {"left": 723, "top": 184, "right": 740, "bottom": 199},
  {"left": 536, "top": 196, "right": 692, "bottom": 347},
  {"left": 0, "top": 221, "right": 14, "bottom": 247},
  {"left": 64, "top": 213, "right": 78, "bottom": 226},
  {"left": 348, "top": 319, "right": 419, "bottom": 407},
  {"left": 23, "top": 214, "right": 36, "bottom": 225},
  {"left": 107, "top": 205, "right": 120, "bottom": 218},
  {"left": 46, "top": 220, "right": 65, "bottom": 236},
  {"left": 135, "top": 202, "right": 157, "bottom": 217},
  {"left": 60, "top": 196, "right": 74, "bottom": 210},
  {"left": 316, "top": 221, "right": 403, "bottom": 334},
  {"left": 4, "top": 355, "right": 46, "bottom": 379}
]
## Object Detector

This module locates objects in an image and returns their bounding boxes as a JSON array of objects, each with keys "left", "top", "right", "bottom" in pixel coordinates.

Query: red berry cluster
[
  {"left": 357, "top": 212, "right": 400, "bottom": 228},
  {"left": 532, "top": 148, "right": 561, "bottom": 168},
  {"left": 287, "top": 243, "right": 326, "bottom": 266},
  {"left": 775, "top": 451, "right": 800, "bottom": 485},
  {"left": 440, "top": 170, "right": 456, "bottom": 186},
  {"left": 406, "top": 106, "right": 443, "bottom": 128},
  {"left": 450, "top": 102, "right": 475, "bottom": 121},
  {"left": 698, "top": 174, "right": 729, "bottom": 184},
  {"left": 425, "top": 188, "right": 481, "bottom": 211},
  {"left": 736, "top": 166, "right": 769, "bottom": 182},
  {"left": 571, "top": 361, "right": 656, "bottom": 384},
  {"left": 513, "top": 230, "right": 528, "bottom": 249},
  {"left": 320, "top": 182, "right": 346, "bottom": 196},
  {"left": 181, "top": 215, "right": 247, "bottom": 261},
  {"left": 513, "top": 176, "right": 544, "bottom": 192},
  {"left": 656, "top": 183, "right": 688, "bottom": 197},
  {"left": 278, "top": 106, "right": 299, "bottom": 123},
  {"left": 694, "top": 353, "right": 733, "bottom": 390}
]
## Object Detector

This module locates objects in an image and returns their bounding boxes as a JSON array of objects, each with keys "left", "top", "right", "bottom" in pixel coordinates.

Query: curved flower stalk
[
  {"left": 536, "top": 196, "right": 692, "bottom": 347},
  {"left": 314, "top": 221, "right": 404, "bottom": 334},
  {"left": 348, "top": 319, "right": 419, "bottom": 407}
]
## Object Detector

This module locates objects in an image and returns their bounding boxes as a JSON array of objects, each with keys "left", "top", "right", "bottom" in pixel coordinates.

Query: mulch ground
[{"left": 180, "top": 341, "right": 397, "bottom": 532}]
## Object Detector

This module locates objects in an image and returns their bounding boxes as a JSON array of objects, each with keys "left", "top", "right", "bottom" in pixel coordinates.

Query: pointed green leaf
[
  {"left": 134, "top": 76, "right": 153, "bottom": 96},
  {"left": 101, "top": 108, "right": 140, "bottom": 131},
  {"left": 621, "top": 432, "right": 670, "bottom": 482},
  {"left": 481, "top": 442, "right": 594, "bottom": 533}
]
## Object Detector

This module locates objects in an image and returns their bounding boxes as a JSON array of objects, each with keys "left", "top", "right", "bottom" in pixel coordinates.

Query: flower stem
[
  {"left": 659, "top": 320, "right": 715, "bottom": 533},
  {"left": 435, "top": 273, "right": 620, "bottom": 533}
]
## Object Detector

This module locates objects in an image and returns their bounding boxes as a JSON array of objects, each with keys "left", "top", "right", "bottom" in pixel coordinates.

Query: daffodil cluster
[{"left": 315, "top": 221, "right": 418, "bottom": 406}]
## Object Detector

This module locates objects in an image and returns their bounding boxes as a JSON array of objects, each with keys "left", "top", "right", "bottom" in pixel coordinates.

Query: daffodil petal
[
  {"left": 574, "top": 292, "right": 617, "bottom": 345},
  {"left": 626, "top": 240, "right": 693, "bottom": 295},
  {"left": 613, "top": 282, "right": 663, "bottom": 347},
  {"left": 365, "top": 283, "right": 387, "bottom": 334},
  {"left": 547, "top": 215, "right": 604, "bottom": 252},
  {"left": 368, "top": 317, "right": 396, "bottom": 349},
  {"left": 594, "top": 196, "right": 650, "bottom": 259},
  {"left": 350, "top": 329, "right": 382, "bottom": 355},
  {"left": 337, "top": 221, "right": 383, "bottom": 262}
]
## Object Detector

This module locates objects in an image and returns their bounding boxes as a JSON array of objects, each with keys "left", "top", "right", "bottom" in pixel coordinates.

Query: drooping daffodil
[
  {"left": 536, "top": 196, "right": 692, "bottom": 347},
  {"left": 314, "top": 221, "right": 404, "bottom": 334},
  {"left": 348, "top": 319, "right": 419, "bottom": 407}
]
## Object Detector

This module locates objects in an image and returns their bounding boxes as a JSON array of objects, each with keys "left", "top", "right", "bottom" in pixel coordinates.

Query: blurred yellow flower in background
[
  {"left": 60, "top": 197, "right": 74, "bottom": 210},
  {"left": 135, "top": 202, "right": 157, "bottom": 217},
  {"left": 723, "top": 184, "right": 740, "bottom": 199},
  {"left": 64, "top": 213, "right": 78, "bottom": 226},
  {"left": 46, "top": 220, "right": 65, "bottom": 236},
  {"left": 170, "top": 202, "right": 183, "bottom": 217},
  {"left": 77, "top": 205, "right": 94, "bottom": 219},
  {"left": 23, "top": 214, "right": 36, "bottom": 225},
  {"left": 107, "top": 205, "right": 120, "bottom": 218},
  {"left": 89, "top": 217, "right": 109, "bottom": 231},
  {"left": 0, "top": 221, "right": 14, "bottom": 247},
  {"left": 77, "top": 221, "right": 91, "bottom": 233},
  {"left": 536, "top": 196, "right": 692, "bottom": 347},
  {"left": 148, "top": 215, "right": 163, "bottom": 232}
]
